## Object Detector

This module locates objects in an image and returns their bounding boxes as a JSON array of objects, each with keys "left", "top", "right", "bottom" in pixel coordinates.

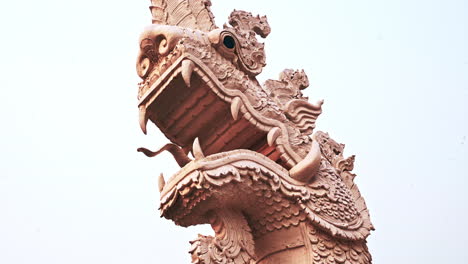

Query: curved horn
[{"left": 289, "top": 139, "right": 321, "bottom": 182}]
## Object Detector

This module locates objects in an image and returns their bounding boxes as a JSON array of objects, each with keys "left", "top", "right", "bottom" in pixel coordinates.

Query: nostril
[{"left": 223, "top": 35, "right": 235, "bottom": 49}]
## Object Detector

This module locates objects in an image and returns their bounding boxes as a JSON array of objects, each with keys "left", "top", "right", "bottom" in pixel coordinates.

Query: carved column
[{"left": 190, "top": 210, "right": 256, "bottom": 264}]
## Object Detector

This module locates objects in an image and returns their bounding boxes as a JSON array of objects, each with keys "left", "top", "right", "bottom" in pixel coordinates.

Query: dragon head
[
  {"left": 135, "top": 1, "right": 373, "bottom": 263},
  {"left": 136, "top": 5, "right": 325, "bottom": 167}
]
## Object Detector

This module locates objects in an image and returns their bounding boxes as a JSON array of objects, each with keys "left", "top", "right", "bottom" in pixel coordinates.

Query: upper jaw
[
  {"left": 135, "top": 24, "right": 277, "bottom": 163},
  {"left": 137, "top": 54, "right": 272, "bottom": 157},
  {"left": 136, "top": 24, "right": 324, "bottom": 187}
]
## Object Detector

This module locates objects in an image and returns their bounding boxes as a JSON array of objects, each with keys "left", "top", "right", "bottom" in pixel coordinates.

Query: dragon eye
[{"left": 223, "top": 35, "right": 235, "bottom": 49}]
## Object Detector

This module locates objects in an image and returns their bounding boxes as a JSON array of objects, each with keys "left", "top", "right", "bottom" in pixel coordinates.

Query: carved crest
[{"left": 214, "top": 10, "right": 271, "bottom": 76}]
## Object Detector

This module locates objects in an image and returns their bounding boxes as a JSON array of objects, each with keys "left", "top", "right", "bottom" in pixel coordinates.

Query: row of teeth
[
  {"left": 138, "top": 59, "right": 196, "bottom": 135},
  {"left": 139, "top": 59, "right": 282, "bottom": 146},
  {"left": 156, "top": 131, "right": 321, "bottom": 194},
  {"left": 141, "top": 59, "right": 321, "bottom": 193},
  {"left": 157, "top": 132, "right": 322, "bottom": 194}
]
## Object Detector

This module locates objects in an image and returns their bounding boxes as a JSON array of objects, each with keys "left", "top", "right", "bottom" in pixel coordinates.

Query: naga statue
[{"left": 135, "top": 1, "right": 374, "bottom": 263}]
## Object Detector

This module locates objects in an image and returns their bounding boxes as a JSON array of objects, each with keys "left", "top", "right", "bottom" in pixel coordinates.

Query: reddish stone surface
[{"left": 136, "top": 1, "right": 373, "bottom": 263}]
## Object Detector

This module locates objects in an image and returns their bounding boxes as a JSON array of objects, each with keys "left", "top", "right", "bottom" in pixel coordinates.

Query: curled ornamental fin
[{"left": 137, "top": 143, "right": 192, "bottom": 167}]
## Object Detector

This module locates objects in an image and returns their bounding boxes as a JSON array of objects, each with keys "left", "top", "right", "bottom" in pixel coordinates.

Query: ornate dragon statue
[{"left": 135, "top": 1, "right": 374, "bottom": 263}]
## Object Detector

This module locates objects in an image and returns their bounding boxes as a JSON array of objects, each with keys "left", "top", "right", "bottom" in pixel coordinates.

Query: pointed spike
[
  {"left": 289, "top": 140, "right": 321, "bottom": 182},
  {"left": 158, "top": 173, "right": 166, "bottom": 193},
  {"left": 139, "top": 106, "right": 148, "bottom": 135},
  {"left": 192, "top": 137, "right": 205, "bottom": 159},
  {"left": 231, "top": 97, "right": 242, "bottom": 121},
  {"left": 181, "top": 60, "right": 195, "bottom": 88},
  {"left": 267, "top": 127, "right": 281, "bottom": 147}
]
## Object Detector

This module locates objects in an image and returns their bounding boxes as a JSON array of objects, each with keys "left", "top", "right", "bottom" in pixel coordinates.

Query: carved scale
[{"left": 136, "top": 1, "right": 374, "bottom": 263}]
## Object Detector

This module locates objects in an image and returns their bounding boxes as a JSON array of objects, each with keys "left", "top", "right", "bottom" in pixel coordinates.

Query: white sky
[{"left": 0, "top": 0, "right": 467, "bottom": 263}]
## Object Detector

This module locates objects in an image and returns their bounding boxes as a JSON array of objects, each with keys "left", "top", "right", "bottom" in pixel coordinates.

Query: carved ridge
[{"left": 159, "top": 149, "right": 373, "bottom": 241}]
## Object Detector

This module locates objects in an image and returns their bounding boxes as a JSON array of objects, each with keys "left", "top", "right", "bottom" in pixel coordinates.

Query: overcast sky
[{"left": 0, "top": 0, "right": 467, "bottom": 263}]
